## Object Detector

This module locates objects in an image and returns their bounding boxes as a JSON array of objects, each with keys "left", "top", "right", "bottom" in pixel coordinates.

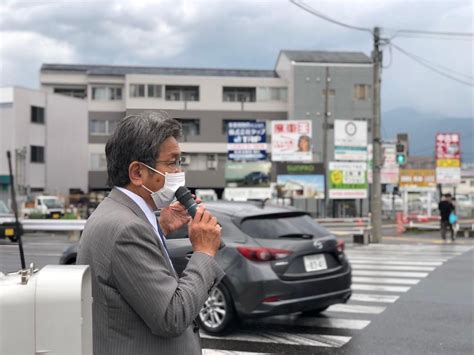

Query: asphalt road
[{"left": 1, "top": 231, "right": 473, "bottom": 355}]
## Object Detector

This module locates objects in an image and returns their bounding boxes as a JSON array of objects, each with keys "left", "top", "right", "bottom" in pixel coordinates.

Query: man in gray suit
[{"left": 78, "top": 111, "right": 224, "bottom": 355}]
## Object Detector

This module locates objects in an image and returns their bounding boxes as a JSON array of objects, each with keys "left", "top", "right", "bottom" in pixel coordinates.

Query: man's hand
[
  {"left": 159, "top": 195, "right": 202, "bottom": 236},
  {"left": 188, "top": 206, "right": 221, "bottom": 257}
]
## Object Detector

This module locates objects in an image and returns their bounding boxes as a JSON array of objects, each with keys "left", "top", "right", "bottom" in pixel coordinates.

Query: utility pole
[
  {"left": 323, "top": 67, "right": 330, "bottom": 217},
  {"left": 371, "top": 26, "right": 383, "bottom": 243}
]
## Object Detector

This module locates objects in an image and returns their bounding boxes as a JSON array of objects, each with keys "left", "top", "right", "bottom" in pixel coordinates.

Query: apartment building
[
  {"left": 39, "top": 50, "right": 373, "bottom": 206},
  {"left": 0, "top": 87, "right": 88, "bottom": 201}
]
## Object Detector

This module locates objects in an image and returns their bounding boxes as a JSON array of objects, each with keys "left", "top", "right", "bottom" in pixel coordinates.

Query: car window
[
  {"left": 0, "top": 201, "right": 11, "bottom": 214},
  {"left": 240, "top": 213, "right": 330, "bottom": 239}
]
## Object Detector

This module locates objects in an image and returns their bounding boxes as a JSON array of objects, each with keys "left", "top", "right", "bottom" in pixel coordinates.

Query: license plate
[
  {"left": 52, "top": 214, "right": 60, "bottom": 219},
  {"left": 303, "top": 254, "right": 327, "bottom": 272},
  {"left": 5, "top": 228, "right": 14, "bottom": 237}
]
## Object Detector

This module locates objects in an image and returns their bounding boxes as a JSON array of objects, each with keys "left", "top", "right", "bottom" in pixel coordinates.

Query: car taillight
[
  {"left": 237, "top": 246, "right": 292, "bottom": 262},
  {"left": 336, "top": 239, "right": 345, "bottom": 253}
]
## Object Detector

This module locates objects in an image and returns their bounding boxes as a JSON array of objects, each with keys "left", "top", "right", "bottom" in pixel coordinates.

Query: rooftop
[{"left": 279, "top": 50, "right": 372, "bottom": 64}]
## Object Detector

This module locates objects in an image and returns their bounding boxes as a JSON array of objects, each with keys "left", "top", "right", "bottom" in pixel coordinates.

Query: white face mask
[{"left": 141, "top": 163, "right": 185, "bottom": 210}]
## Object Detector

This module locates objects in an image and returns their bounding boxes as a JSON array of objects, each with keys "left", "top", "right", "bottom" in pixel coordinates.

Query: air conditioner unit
[{"left": 181, "top": 155, "right": 191, "bottom": 166}]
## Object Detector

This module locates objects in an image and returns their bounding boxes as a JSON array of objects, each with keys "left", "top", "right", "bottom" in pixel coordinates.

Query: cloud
[
  {"left": 0, "top": 0, "right": 472, "bottom": 117},
  {"left": 0, "top": 30, "right": 77, "bottom": 87}
]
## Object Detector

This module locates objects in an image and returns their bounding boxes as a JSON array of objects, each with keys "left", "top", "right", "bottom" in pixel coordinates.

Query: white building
[{"left": 0, "top": 87, "right": 88, "bottom": 201}]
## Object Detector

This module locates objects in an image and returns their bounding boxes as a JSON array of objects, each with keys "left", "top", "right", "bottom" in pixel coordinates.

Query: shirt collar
[{"left": 116, "top": 186, "right": 159, "bottom": 234}]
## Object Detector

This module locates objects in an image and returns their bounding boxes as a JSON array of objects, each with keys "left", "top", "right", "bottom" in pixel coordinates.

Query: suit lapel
[{"left": 108, "top": 188, "right": 179, "bottom": 279}]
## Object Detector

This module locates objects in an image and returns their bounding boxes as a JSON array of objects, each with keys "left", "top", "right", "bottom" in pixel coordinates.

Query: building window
[
  {"left": 31, "top": 106, "right": 45, "bottom": 124},
  {"left": 130, "top": 84, "right": 145, "bottom": 98},
  {"left": 223, "top": 87, "right": 256, "bottom": 102},
  {"left": 165, "top": 86, "right": 199, "bottom": 101},
  {"left": 175, "top": 119, "right": 200, "bottom": 138},
  {"left": 207, "top": 154, "right": 218, "bottom": 170},
  {"left": 321, "top": 89, "right": 336, "bottom": 96},
  {"left": 92, "top": 86, "right": 123, "bottom": 101},
  {"left": 354, "top": 84, "right": 371, "bottom": 100},
  {"left": 31, "top": 146, "right": 45, "bottom": 163},
  {"left": 54, "top": 87, "right": 87, "bottom": 99},
  {"left": 148, "top": 85, "right": 162, "bottom": 98},
  {"left": 90, "top": 119, "right": 117, "bottom": 135},
  {"left": 257, "top": 87, "right": 287, "bottom": 102},
  {"left": 90, "top": 153, "right": 107, "bottom": 171}
]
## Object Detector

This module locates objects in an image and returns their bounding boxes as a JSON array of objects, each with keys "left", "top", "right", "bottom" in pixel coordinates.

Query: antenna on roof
[{"left": 6, "top": 151, "right": 26, "bottom": 269}]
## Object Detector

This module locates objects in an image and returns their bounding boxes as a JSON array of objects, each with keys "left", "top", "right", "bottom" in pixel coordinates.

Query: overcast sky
[{"left": 0, "top": 0, "right": 472, "bottom": 117}]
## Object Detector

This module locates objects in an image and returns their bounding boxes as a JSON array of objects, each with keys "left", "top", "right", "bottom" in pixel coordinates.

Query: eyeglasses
[{"left": 155, "top": 156, "right": 184, "bottom": 169}]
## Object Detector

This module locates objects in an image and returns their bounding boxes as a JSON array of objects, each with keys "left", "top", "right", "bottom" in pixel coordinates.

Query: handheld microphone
[{"left": 175, "top": 186, "right": 225, "bottom": 249}]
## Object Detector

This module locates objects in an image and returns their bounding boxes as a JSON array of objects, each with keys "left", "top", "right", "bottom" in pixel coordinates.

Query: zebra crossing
[{"left": 202, "top": 244, "right": 472, "bottom": 355}]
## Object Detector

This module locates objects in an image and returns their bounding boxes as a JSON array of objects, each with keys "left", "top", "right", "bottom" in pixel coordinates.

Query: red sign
[{"left": 435, "top": 133, "right": 461, "bottom": 160}]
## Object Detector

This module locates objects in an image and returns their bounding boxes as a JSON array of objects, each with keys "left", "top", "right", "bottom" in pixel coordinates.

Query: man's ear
[{"left": 128, "top": 161, "right": 144, "bottom": 187}]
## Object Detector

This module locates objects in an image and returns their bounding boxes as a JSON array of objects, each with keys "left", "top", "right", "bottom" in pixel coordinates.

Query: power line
[
  {"left": 389, "top": 29, "right": 474, "bottom": 41},
  {"left": 390, "top": 42, "right": 474, "bottom": 80},
  {"left": 289, "top": 0, "right": 373, "bottom": 34},
  {"left": 391, "top": 43, "right": 474, "bottom": 87}
]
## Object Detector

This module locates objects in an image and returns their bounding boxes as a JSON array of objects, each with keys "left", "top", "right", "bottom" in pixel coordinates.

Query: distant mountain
[{"left": 382, "top": 108, "right": 474, "bottom": 163}]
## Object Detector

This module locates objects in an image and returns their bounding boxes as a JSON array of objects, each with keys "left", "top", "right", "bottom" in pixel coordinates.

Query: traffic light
[{"left": 396, "top": 143, "right": 407, "bottom": 165}]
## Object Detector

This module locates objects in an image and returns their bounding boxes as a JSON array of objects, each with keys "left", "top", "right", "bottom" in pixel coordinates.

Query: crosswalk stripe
[
  {"left": 259, "top": 315, "right": 371, "bottom": 330},
  {"left": 201, "top": 331, "right": 351, "bottom": 348},
  {"left": 347, "top": 250, "right": 462, "bottom": 256},
  {"left": 351, "top": 264, "right": 436, "bottom": 271},
  {"left": 352, "top": 283, "right": 411, "bottom": 292},
  {"left": 346, "top": 255, "right": 448, "bottom": 262},
  {"left": 350, "top": 293, "right": 399, "bottom": 303},
  {"left": 352, "top": 270, "right": 429, "bottom": 278},
  {"left": 327, "top": 304, "right": 386, "bottom": 314},
  {"left": 352, "top": 276, "right": 420, "bottom": 285},
  {"left": 349, "top": 259, "right": 443, "bottom": 266},
  {"left": 203, "top": 351, "right": 268, "bottom": 355}
]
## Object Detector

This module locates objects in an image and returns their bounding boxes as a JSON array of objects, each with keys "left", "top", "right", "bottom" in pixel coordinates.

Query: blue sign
[{"left": 227, "top": 121, "right": 267, "bottom": 161}]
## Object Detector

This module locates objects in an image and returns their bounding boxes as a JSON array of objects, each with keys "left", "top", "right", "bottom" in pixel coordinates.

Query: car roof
[{"left": 205, "top": 201, "right": 304, "bottom": 219}]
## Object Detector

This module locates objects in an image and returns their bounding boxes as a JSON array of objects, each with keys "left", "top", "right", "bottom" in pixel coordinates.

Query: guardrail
[{"left": 21, "top": 219, "right": 86, "bottom": 232}]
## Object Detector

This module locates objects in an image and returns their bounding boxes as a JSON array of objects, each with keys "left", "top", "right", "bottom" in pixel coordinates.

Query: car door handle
[{"left": 186, "top": 252, "right": 194, "bottom": 260}]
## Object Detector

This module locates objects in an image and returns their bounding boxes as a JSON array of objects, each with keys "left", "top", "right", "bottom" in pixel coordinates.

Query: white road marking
[
  {"left": 351, "top": 264, "right": 436, "bottom": 271},
  {"left": 259, "top": 315, "right": 371, "bottom": 330},
  {"left": 352, "top": 284, "right": 411, "bottom": 292},
  {"left": 352, "top": 276, "right": 420, "bottom": 285},
  {"left": 352, "top": 270, "right": 429, "bottom": 278},
  {"left": 326, "top": 304, "right": 386, "bottom": 314},
  {"left": 350, "top": 293, "right": 399, "bottom": 303},
  {"left": 349, "top": 259, "right": 443, "bottom": 266},
  {"left": 201, "top": 331, "right": 351, "bottom": 348}
]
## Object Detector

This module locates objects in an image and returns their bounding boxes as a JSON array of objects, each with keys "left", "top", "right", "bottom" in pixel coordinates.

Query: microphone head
[{"left": 175, "top": 186, "right": 193, "bottom": 204}]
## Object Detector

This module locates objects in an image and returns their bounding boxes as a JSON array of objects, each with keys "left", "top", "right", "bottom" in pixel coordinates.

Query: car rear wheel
[
  {"left": 301, "top": 305, "right": 330, "bottom": 316},
  {"left": 197, "top": 284, "right": 235, "bottom": 334}
]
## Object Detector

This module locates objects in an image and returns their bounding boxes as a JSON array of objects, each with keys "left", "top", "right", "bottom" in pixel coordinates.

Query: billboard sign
[
  {"left": 334, "top": 120, "right": 368, "bottom": 161},
  {"left": 276, "top": 163, "right": 325, "bottom": 199},
  {"left": 225, "top": 161, "right": 271, "bottom": 188},
  {"left": 329, "top": 162, "right": 368, "bottom": 199},
  {"left": 227, "top": 121, "right": 267, "bottom": 161},
  {"left": 271, "top": 120, "right": 312, "bottom": 161},
  {"left": 399, "top": 169, "right": 436, "bottom": 190},
  {"left": 435, "top": 133, "right": 461, "bottom": 184}
]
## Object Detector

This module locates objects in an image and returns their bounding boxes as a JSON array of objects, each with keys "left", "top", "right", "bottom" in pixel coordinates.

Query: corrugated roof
[
  {"left": 41, "top": 64, "right": 278, "bottom": 78},
  {"left": 279, "top": 50, "right": 372, "bottom": 64}
]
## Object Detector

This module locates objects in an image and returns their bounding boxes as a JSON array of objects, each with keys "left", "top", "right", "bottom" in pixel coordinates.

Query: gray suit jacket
[{"left": 77, "top": 188, "right": 225, "bottom": 355}]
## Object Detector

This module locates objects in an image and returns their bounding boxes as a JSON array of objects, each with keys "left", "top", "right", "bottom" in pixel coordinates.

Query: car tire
[
  {"left": 301, "top": 306, "right": 330, "bottom": 316},
  {"left": 8, "top": 236, "right": 18, "bottom": 243},
  {"left": 197, "top": 283, "right": 235, "bottom": 335}
]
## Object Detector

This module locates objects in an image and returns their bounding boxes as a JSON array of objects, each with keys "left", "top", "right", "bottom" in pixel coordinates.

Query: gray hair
[{"left": 105, "top": 111, "right": 182, "bottom": 187}]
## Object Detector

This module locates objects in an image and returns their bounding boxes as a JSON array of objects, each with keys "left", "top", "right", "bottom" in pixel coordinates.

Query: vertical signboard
[
  {"left": 329, "top": 162, "right": 368, "bottom": 199},
  {"left": 334, "top": 120, "right": 368, "bottom": 161},
  {"left": 227, "top": 121, "right": 267, "bottom": 161},
  {"left": 367, "top": 144, "right": 400, "bottom": 184},
  {"left": 435, "top": 133, "right": 461, "bottom": 184},
  {"left": 271, "top": 120, "right": 312, "bottom": 162}
]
